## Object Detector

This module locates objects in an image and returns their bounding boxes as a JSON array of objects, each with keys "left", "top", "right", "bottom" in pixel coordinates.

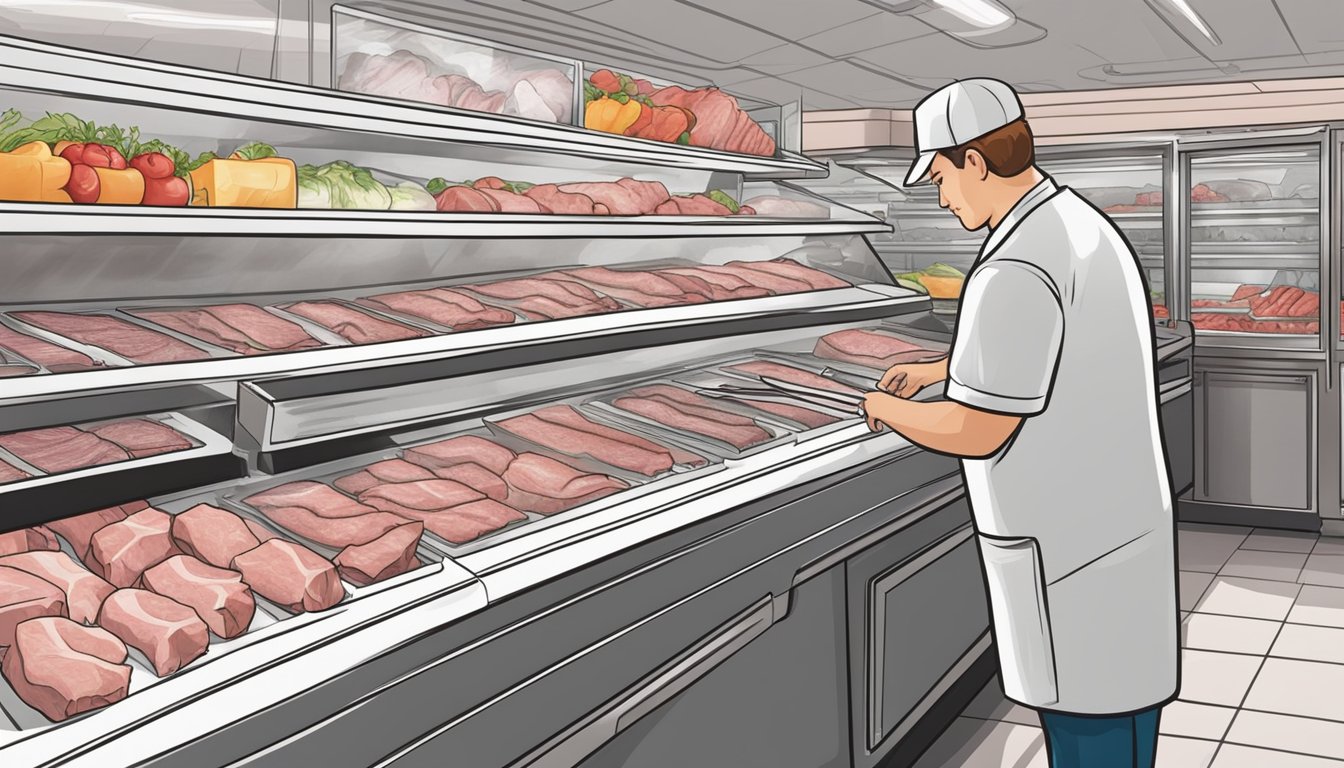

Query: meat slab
[
  {"left": 0, "top": 566, "right": 67, "bottom": 652},
  {"left": 613, "top": 385, "right": 772, "bottom": 450},
  {"left": 697, "top": 264, "right": 810, "bottom": 295},
  {"left": 404, "top": 435, "right": 517, "bottom": 476},
  {"left": 282, "top": 301, "right": 427, "bottom": 345},
  {"left": 359, "top": 288, "right": 515, "bottom": 331},
  {"left": 334, "top": 459, "right": 436, "bottom": 496},
  {"left": 358, "top": 479, "right": 485, "bottom": 517},
  {"left": 131, "top": 304, "right": 323, "bottom": 356},
  {"left": 430, "top": 462, "right": 509, "bottom": 502},
  {"left": 245, "top": 481, "right": 380, "bottom": 519},
  {"left": 502, "top": 453, "right": 627, "bottom": 516},
  {"left": 171, "top": 504, "right": 262, "bottom": 570},
  {"left": 12, "top": 311, "right": 212, "bottom": 364},
  {"left": 87, "top": 507, "right": 182, "bottom": 588},
  {"left": 2, "top": 617, "right": 129, "bottom": 722},
  {"left": 394, "top": 499, "right": 526, "bottom": 545},
  {"left": 656, "top": 267, "right": 772, "bottom": 301},
  {"left": 230, "top": 540, "right": 344, "bottom": 613},
  {"left": 814, "top": 329, "right": 942, "bottom": 369},
  {"left": 243, "top": 481, "right": 406, "bottom": 547},
  {"left": 0, "top": 324, "right": 97, "bottom": 372},
  {"left": 724, "top": 361, "right": 865, "bottom": 397},
  {"left": 464, "top": 277, "right": 622, "bottom": 320},
  {"left": 0, "top": 457, "right": 29, "bottom": 484},
  {"left": 0, "top": 426, "right": 128, "bottom": 474},
  {"left": 0, "top": 527, "right": 60, "bottom": 557},
  {"left": 89, "top": 418, "right": 193, "bottom": 459},
  {"left": 556, "top": 179, "right": 670, "bottom": 216},
  {"left": 0, "top": 551, "right": 114, "bottom": 624},
  {"left": 140, "top": 556, "right": 256, "bottom": 639},
  {"left": 737, "top": 259, "right": 849, "bottom": 290},
  {"left": 551, "top": 267, "right": 708, "bottom": 309},
  {"left": 97, "top": 588, "right": 208, "bottom": 676},
  {"left": 524, "top": 184, "right": 598, "bottom": 215},
  {"left": 46, "top": 502, "right": 144, "bottom": 561},
  {"left": 532, "top": 404, "right": 707, "bottom": 468},
  {"left": 496, "top": 411, "right": 674, "bottom": 477},
  {"left": 334, "top": 522, "right": 423, "bottom": 586},
  {"left": 725, "top": 397, "right": 841, "bottom": 429},
  {"left": 650, "top": 87, "right": 775, "bottom": 156}
]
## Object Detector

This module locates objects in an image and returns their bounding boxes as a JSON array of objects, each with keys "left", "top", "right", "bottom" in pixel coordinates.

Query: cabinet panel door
[
  {"left": 1162, "top": 385, "right": 1194, "bottom": 496},
  {"left": 1195, "top": 370, "right": 1315, "bottom": 511}
]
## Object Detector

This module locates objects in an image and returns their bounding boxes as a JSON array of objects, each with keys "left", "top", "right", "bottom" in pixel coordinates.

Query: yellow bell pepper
[{"left": 585, "top": 96, "right": 643, "bottom": 135}]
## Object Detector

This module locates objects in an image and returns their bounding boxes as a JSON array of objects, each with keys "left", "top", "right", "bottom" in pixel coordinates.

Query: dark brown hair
[{"left": 939, "top": 119, "right": 1035, "bottom": 177}]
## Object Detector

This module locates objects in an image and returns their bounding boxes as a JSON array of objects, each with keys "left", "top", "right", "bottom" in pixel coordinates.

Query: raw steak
[
  {"left": 653, "top": 195, "right": 732, "bottom": 216},
  {"left": 698, "top": 264, "right": 810, "bottom": 295},
  {"left": 334, "top": 522, "right": 423, "bottom": 586},
  {"left": 245, "top": 481, "right": 380, "bottom": 519},
  {"left": 140, "top": 556, "right": 255, "bottom": 639},
  {"left": 360, "top": 288, "right": 515, "bottom": 331},
  {"left": 97, "top": 588, "right": 208, "bottom": 676},
  {"left": 405, "top": 435, "right": 517, "bottom": 476},
  {"left": 243, "top": 519, "right": 279, "bottom": 543},
  {"left": 88, "top": 508, "right": 181, "bottom": 588},
  {"left": 431, "top": 462, "right": 509, "bottom": 502},
  {"left": 434, "top": 185, "right": 500, "bottom": 213},
  {"left": 739, "top": 259, "right": 849, "bottom": 290},
  {"left": 250, "top": 504, "right": 403, "bottom": 549},
  {"left": 511, "top": 293, "right": 619, "bottom": 321},
  {"left": 12, "top": 311, "right": 211, "bottom": 364},
  {"left": 814, "top": 329, "right": 942, "bottom": 369},
  {"left": 467, "top": 276, "right": 612, "bottom": 307},
  {"left": 629, "top": 384, "right": 779, "bottom": 434},
  {"left": 495, "top": 412, "right": 673, "bottom": 477},
  {"left": 335, "top": 459, "right": 436, "bottom": 496},
  {"left": 2, "top": 617, "right": 129, "bottom": 722},
  {"left": 0, "top": 527, "right": 60, "bottom": 557},
  {"left": 658, "top": 267, "right": 772, "bottom": 300},
  {"left": 359, "top": 479, "right": 485, "bottom": 516},
  {"left": 0, "top": 457, "right": 29, "bottom": 484},
  {"left": 131, "top": 304, "right": 322, "bottom": 356},
  {"left": 0, "top": 426, "right": 128, "bottom": 474},
  {"left": 397, "top": 499, "right": 526, "bottom": 545},
  {"left": 0, "top": 325, "right": 97, "bottom": 372},
  {"left": 725, "top": 361, "right": 865, "bottom": 397},
  {"left": 230, "top": 540, "right": 344, "bottom": 613},
  {"left": 557, "top": 179, "right": 671, "bottom": 216},
  {"left": 47, "top": 502, "right": 143, "bottom": 561},
  {"left": 532, "top": 404, "right": 707, "bottom": 468},
  {"left": 612, "top": 394, "right": 770, "bottom": 450},
  {"left": 0, "top": 551, "right": 114, "bottom": 624},
  {"left": 89, "top": 419, "right": 193, "bottom": 459},
  {"left": 650, "top": 87, "right": 775, "bottom": 156},
  {"left": 171, "top": 504, "right": 262, "bottom": 570},
  {"left": 282, "top": 301, "right": 427, "bottom": 345},
  {"left": 724, "top": 398, "right": 840, "bottom": 429},
  {"left": 524, "top": 184, "right": 597, "bottom": 215},
  {"left": 554, "top": 267, "right": 708, "bottom": 308},
  {"left": 502, "top": 453, "right": 627, "bottom": 515},
  {"left": 477, "top": 187, "right": 549, "bottom": 214},
  {"left": 0, "top": 566, "right": 67, "bottom": 651}
]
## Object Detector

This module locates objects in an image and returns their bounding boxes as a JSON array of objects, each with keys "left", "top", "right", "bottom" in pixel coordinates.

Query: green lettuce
[{"left": 297, "top": 161, "right": 393, "bottom": 210}]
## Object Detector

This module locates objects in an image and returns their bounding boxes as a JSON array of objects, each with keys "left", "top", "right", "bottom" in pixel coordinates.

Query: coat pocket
[{"left": 978, "top": 535, "right": 1059, "bottom": 707}]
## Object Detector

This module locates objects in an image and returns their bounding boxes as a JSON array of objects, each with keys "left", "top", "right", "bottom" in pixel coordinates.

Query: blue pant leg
[
  {"left": 1040, "top": 707, "right": 1162, "bottom": 768},
  {"left": 1134, "top": 707, "right": 1161, "bottom": 768}
]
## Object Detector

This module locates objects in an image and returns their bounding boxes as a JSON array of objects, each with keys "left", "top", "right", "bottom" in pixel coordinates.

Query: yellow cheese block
[
  {"left": 190, "top": 157, "right": 297, "bottom": 208},
  {"left": 0, "top": 143, "right": 73, "bottom": 202},
  {"left": 93, "top": 168, "right": 145, "bottom": 205}
]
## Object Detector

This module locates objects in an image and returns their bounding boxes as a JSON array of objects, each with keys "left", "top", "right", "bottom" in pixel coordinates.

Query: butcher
[{"left": 859, "top": 78, "right": 1178, "bottom": 768}]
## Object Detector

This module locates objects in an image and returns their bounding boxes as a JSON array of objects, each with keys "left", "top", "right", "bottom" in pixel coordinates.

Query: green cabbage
[
  {"left": 388, "top": 182, "right": 436, "bottom": 211},
  {"left": 297, "top": 160, "right": 393, "bottom": 210}
]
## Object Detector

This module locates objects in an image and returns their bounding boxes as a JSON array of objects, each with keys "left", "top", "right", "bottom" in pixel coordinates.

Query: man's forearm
[{"left": 865, "top": 395, "right": 1021, "bottom": 458}]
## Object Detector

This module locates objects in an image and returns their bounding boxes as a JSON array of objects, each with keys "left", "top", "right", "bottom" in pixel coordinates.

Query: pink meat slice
[
  {"left": 477, "top": 188, "right": 549, "bottom": 214},
  {"left": 556, "top": 179, "right": 671, "bottom": 216},
  {"left": 629, "top": 384, "right": 761, "bottom": 426},
  {"left": 736, "top": 259, "right": 849, "bottom": 290},
  {"left": 171, "top": 504, "right": 261, "bottom": 570},
  {"left": 244, "top": 481, "right": 380, "bottom": 520},
  {"left": 2, "top": 617, "right": 129, "bottom": 722},
  {"left": 132, "top": 305, "right": 322, "bottom": 356},
  {"left": 524, "top": 184, "right": 597, "bottom": 215},
  {"left": 431, "top": 462, "right": 509, "bottom": 502},
  {"left": 653, "top": 195, "right": 732, "bottom": 216},
  {"left": 0, "top": 551, "right": 114, "bottom": 624},
  {"left": 0, "top": 426, "right": 128, "bottom": 474},
  {"left": 334, "top": 459, "right": 436, "bottom": 496},
  {"left": 435, "top": 186, "right": 500, "bottom": 213},
  {"left": 0, "top": 324, "right": 96, "bottom": 372},
  {"left": 612, "top": 395, "right": 770, "bottom": 450},
  {"left": 467, "top": 276, "right": 610, "bottom": 307},
  {"left": 533, "top": 405, "right": 707, "bottom": 468},
  {"left": 0, "top": 364, "right": 38, "bottom": 377},
  {"left": 13, "top": 311, "right": 211, "bottom": 364},
  {"left": 360, "top": 289, "right": 515, "bottom": 331},
  {"left": 404, "top": 435, "right": 517, "bottom": 476},
  {"left": 502, "top": 453, "right": 627, "bottom": 516},
  {"left": 651, "top": 87, "right": 775, "bottom": 156},
  {"left": 0, "top": 458, "right": 29, "bottom": 484},
  {"left": 699, "top": 264, "right": 810, "bottom": 295},
  {"left": 333, "top": 522, "right": 423, "bottom": 586},
  {"left": 813, "top": 329, "right": 941, "bottom": 369},
  {"left": 97, "top": 588, "right": 208, "bottom": 676},
  {"left": 88, "top": 507, "right": 181, "bottom": 588},
  {"left": 725, "top": 398, "right": 840, "bottom": 429},
  {"left": 616, "top": 178, "right": 673, "bottom": 215},
  {"left": 495, "top": 412, "right": 672, "bottom": 477},
  {"left": 557, "top": 267, "right": 703, "bottom": 303},
  {"left": 249, "top": 504, "right": 403, "bottom": 549},
  {"left": 140, "top": 555, "right": 255, "bottom": 639},
  {"left": 397, "top": 499, "right": 526, "bottom": 545},
  {"left": 0, "top": 527, "right": 60, "bottom": 557},
  {"left": 46, "top": 502, "right": 143, "bottom": 562},
  {"left": 89, "top": 419, "right": 193, "bottom": 459},
  {"left": 282, "top": 301, "right": 427, "bottom": 345},
  {"left": 659, "top": 267, "right": 772, "bottom": 300},
  {"left": 0, "top": 566, "right": 67, "bottom": 651},
  {"left": 725, "top": 361, "right": 865, "bottom": 397},
  {"left": 359, "top": 479, "right": 485, "bottom": 516},
  {"left": 230, "top": 540, "right": 344, "bottom": 613},
  {"left": 513, "top": 294, "right": 620, "bottom": 320},
  {"left": 243, "top": 519, "right": 279, "bottom": 544}
]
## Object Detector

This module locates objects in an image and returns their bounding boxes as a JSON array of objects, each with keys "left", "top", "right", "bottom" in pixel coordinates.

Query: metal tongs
[{"left": 699, "top": 371, "right": 867, "bottom": 414}]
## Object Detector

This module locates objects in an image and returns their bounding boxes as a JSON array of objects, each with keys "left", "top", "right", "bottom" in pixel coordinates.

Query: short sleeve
[{"left": 946, "top": 261, "right": 1064, "bottom": 416}]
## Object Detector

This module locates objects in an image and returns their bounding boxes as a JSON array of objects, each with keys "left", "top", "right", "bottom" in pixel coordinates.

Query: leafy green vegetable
[
  {"left": 0, "top": 111, "right": 99, "bottom": 153},
  {"left": 610, "top": 91, "right": 630, "bottom": 105},
  {"left": 388, "top": 182, "right": 436, "bottom": 211},
  {"left": 297, "top": 160, "right": 393, "bottom": 210},
  {"left": 508, "top": 180, "right": 534, "bottom": 194},
  {"left": 232, "top": 142, "right": 278, "bottom": 161},
  {"left": 922, "top": 262, "right": 965, "bottom": 278},
  {"left": 896, "top": 277, "right": 928, "bottom": 294},
  {"left": 676, "top": 132, "right": 691, "bottom": 145},
  {"left": 425, "top": 177, "right": 451, "bottom": 196},
  {"left": 707, "top": 189, "right": 740, "bottom": 214}
]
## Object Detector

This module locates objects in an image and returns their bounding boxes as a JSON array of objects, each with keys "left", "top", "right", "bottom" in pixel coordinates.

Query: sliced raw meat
[
  {"left": 140, "top": 556, "right": 255, "bottom": 639},
  {"left": 532, "top": 404, "right": 707, "bottom": 468},
  {"left": 244, "top": 481, "right": 380, "bottom": 520},
  {"left": 1286, "top": 291, "right": 1320, "bottom": 318},
  {"left": 1231, "top": 284, "right": 1267, "bottom": 301},
  {"left": 360, "top": 288, "right": 515, "bottom": 331},
  {"left": 556, "top": 179, "right": 671, "bottom": 216},
  {"left": 333, "top": 522, "right": 422, "bottom": 586},
  {"left": 554, "top": 267, "right": 708, "bottom": 308},
  {"left": 495, "top": 412, "right": 673, "bottom": 477},
  {"left": 737, "top": 259, "right": 849, "bottom": 290},
  {"left": 282, "top": 301, "right": 427, "bottom": 345},
  {"left": 628, "top": 384, "right": 779, "bottom": 437},
  {"left": 12, "top": 311, "right": 211, "bottom": 364},
  {"left": 511, "top": 293, "right": 619, "bottom": 320},
  {"left": 243, "top": 519, "right": 279, "bottom": 544},
  {"left": 725, "top": 361, "right": 865, "bottom": 397},
  {"left": 431, "top": 462, "right": 509, "bottom": 502},
  {"left": 0, "top": 458, "right": 29, "bottom": 485},
  {"left": 230, "top": 540, "right": 344, "bottom": 613},
  {"left": 725, "top": 398, "right": 840, "bottom": 429},
  {"left": 653, "top": 195, "right": 732, "bottom": 216},
  {"left": 434, "top": 185, "right": 500, "bottom": 213},
  {"left": 46, "top": 502, "right": 143, "bottom": 562},
  {"left": 88, "top": 507, "right": 181, "bottom": 588},
  {"left": 131, "top": 304, "right": 322, "bottom": 356},
  {"left": 404, "top": 435, "right": 516, "bottom": 476},
  {"left": 478, "top": 188, "right": 550, "bottom": 214},
  {"left": 0, "top": 363, "right": 40, "bottom": 377},
  {"left": 651, "top": 87, "right": 775, "bottom": 156},
  {"left": 524, "top": 184, "right": 597, "bottom": 215},
  {"left": 2, "top": 617, "right": 129, "bottom": 722},
  {"left": 171, "top": 504, "right": 261, "bottom": 570},
  {"left": 612, "top": 395, "right": 770, "bottom": 450},
  {"left": 97, "top": 588, "right": 208, "bottom": 676},
  {"left": 334, "top": 459, "right": 435, "bottom": 496},
  {"left": 0, "top": 527, "right": 59, "bottom": 557},
  {"left": 248, "top": 504, "right": 403, "bottom": 549},
  {"left": 0, "top": 426, "right": 128, "bottom": 474},
  {"left": 0, "top": 551, "right": 114, "bottom": 624},
  {"left": 89, "top": 419, "right": 193, "bottom": 459},
  {"left": 359, "top": 479, "right": 485, "bottom": 516},
  {"left": 467, "top": 276, "right": 611, "bottom": 307},
  {"left": 740, "top": 196, "right": 830, "bottom": 218},
  {"left": 616, "top": 178, "right": 674, "bottom": 215},
  {"left": 502, "top": 453, "right": 627, "bottom": 516},
  {"left": 698, "top": 264, "right": 810, "bottom": 295},
  {"left": 814, "top": 329, "right": 942, "bottom": 369},
  {"left": 660, "top": 268, "right": 773, "bottom": 300},
  {"left": 400, "top": 499, "right": 526, "bottom": 545},
  {"left": 0, "top": 324, "right": 97, "bottom": 372},
  {"left": 0, "top": 566, "right": 67, "bottom": 651}
]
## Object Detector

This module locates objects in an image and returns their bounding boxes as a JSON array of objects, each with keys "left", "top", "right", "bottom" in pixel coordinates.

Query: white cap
[{"left": 904, "top": 78, "right": 1024, "bottom": 187}]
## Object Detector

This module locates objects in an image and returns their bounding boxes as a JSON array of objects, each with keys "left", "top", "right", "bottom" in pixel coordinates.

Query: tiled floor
[{"left": 914, "top": 523, "right": 1344, "bottom": 767}]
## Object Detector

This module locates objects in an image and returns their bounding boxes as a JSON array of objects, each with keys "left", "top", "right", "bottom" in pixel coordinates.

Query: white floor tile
[
  {"left": 912, "top": 717, "right": 1047, "bottom": 768},
  {"left": 1180, "top": 525, "right": 1251, "bottom": 574},
  {"left": 1181, "top": 571, "right": 1216, "bottom": 612},
  {"left": 1241, "top": 529, "right": 1318, "bottom": 554},
  {"left": 1301, "top": 554, "right": 1344, "bottom": 588},
  {"left": 1194, "top": 576, "right": 1300, "bottom": 620},
  {"left": 1272, "top": 624, "right": 1344, "bottom": 664},
  {"left": 1160, "top": 701, "right": 1237, "bottom": 741},
  {"left": 962, "top": 679, "right": 1039, "bottom": 727},
  {"left": 1182, "top": 614, "right": 1282, "bottom": 655},
  {"left": 1312, "top": 537, "right": 1344, "bottom": 556},
  {"left": 1213, "top": 744, "right": 1344, "bottom": 767},
  {"left": 1244, "top": 658, "right": 1344, "bottom": 721},
  {"left": 1227, "top": 710, "right": 1344, "bottom": 760},
  {"left": 1289, "top": 586, "right": 1344, "bottom": 628},
  {"left": 1220, "top": 549, "right": 1308, "bottom": 583},
  {"left": 1177, "top": 649, "right": 1264, "bottom": 707},
  {"left": 1156, "top": 736, "right": 1220, "bottom": 768}
]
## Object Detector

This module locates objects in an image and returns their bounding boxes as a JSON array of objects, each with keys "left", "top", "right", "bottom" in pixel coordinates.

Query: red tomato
[
  {"left": 65, "top": 164, "right": 101, "bottom": 203},
  {"left": 81, "top": 144, "right": 112, "bottom": 168},
  {"left": 130, "top": 152, "right": 176, "bottom": 180},
  {"left": 141, "top": 175, "right": 190, "bottom": 207},
  {"left": 59, "top": 143, "right": 85, "bottom": 164},
  {"left": 106, "top": 146, "right": 128, "bottom": 170}
]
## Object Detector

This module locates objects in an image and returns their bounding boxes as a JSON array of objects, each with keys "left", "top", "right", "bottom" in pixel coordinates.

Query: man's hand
[
  {"left": 863, "top": 391, "right": 898, "bottom": 432},
  {"left": 879, "top": 358, "right": 949, "bottom": 399}
]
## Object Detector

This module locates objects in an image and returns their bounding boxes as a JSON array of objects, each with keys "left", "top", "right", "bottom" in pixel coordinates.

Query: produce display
[{"left": 893, "top": 263, "right": 967, "bottom": 299}]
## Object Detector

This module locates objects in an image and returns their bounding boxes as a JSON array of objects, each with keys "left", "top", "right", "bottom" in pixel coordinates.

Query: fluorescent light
[
  {"left": 1152, "top": 0, "right": 1220, "bottom": 44},
  {"left": 929, "top": 0, "right": 1013, "bottom": 29}
]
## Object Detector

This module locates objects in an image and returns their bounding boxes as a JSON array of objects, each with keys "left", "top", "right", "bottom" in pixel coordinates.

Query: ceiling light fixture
[
  {"left": 1146, "top": 0, "right": 1221, "bottom": 45},
  {"left": 928, "top": 0, "right": 1013, "bottom": 30}
]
